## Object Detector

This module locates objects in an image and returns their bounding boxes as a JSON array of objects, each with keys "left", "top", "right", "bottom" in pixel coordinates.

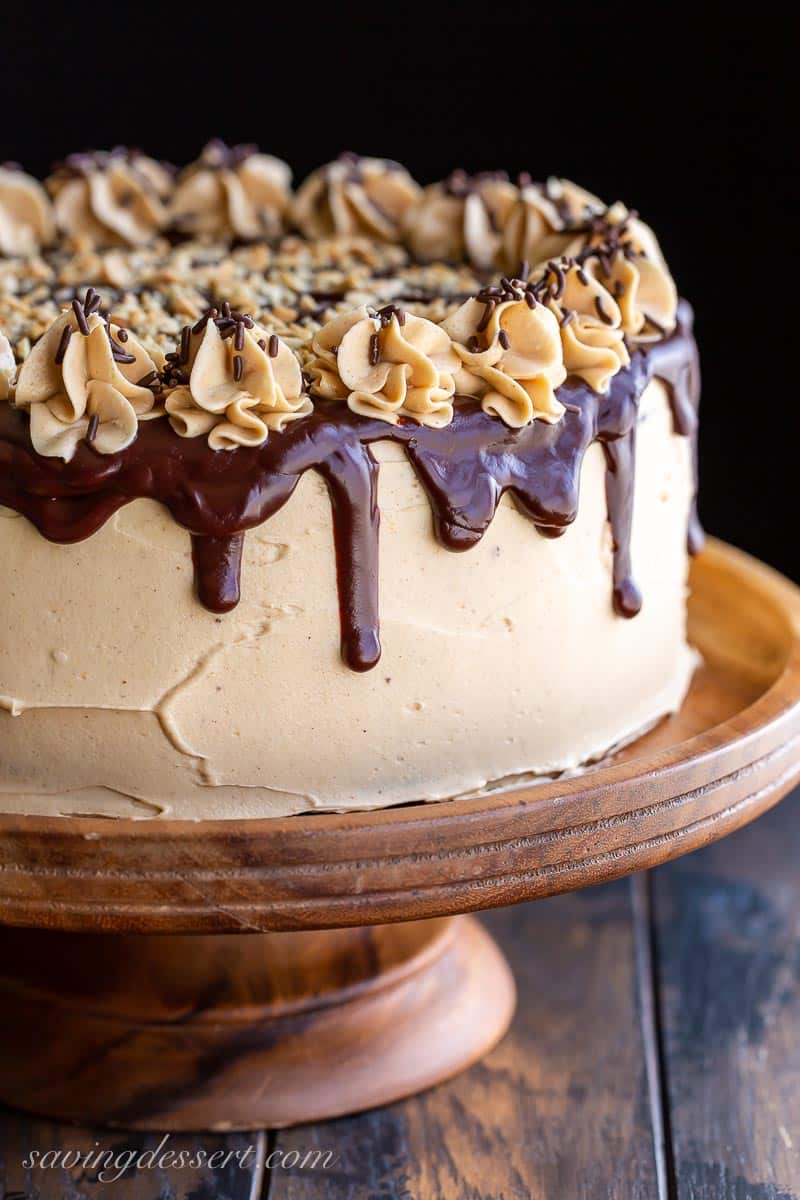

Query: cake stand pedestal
[{"left": 1, "top": 540, "right": 799, "bottom": 1131}]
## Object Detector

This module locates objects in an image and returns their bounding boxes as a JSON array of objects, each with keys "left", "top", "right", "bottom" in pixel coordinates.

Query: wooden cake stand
[{"left": 0, "top": 539, "right": 799, "bottom": 1131}]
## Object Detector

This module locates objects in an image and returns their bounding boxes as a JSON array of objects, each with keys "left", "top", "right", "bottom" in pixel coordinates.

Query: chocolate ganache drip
[{"left": 0, "top": 303, "right": 700, "bottom": 672}]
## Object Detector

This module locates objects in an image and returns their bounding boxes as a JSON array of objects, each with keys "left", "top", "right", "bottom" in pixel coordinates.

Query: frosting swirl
[
  {"left": 14, "top": 290, "right": 159, "bottom": 460},
  {"left": 0, "top": 329, "right": 15, "bottom": 398},
  {"left": 164, "top": 310, "right": 311, "bottom": 450},
  {"left": 550, "top": 205, "right": 678, "bottom": 341},
  {"left": 308, "top": 304, "right": 459, "bottom": 428},
  {"left": 291, "top": 154, "right": 421, "bottom": 242},
  {"left": 169, "top": 140, "right": 291, "bottom": 241},
  {"left": 442, "top": 294, "right": 566, "bottom": 427},
  {"left": 0, "top": 164, "right": 55, "bottom": 256},
  {"left": 47, "top": 149, "right": 172, "bottom": 247},
  {"left": 404, "top": 171, "right": 518, "bottom": 269},
  {"left": 500, "top": 177, "right": 604, "bottom": 272},
  {"left": 580, "top": 206, "right": 677, "bottom": 339},
  {"left": 534, "top": 259, "right": 630, "bottom": 393}
]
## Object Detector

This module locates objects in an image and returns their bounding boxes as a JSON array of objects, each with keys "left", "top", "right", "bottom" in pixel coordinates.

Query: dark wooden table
[{"left": 2, "top": 788, "right": 798, "bottom": 1200}]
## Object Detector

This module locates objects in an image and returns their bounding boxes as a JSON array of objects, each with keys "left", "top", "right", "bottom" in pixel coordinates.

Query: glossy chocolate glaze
[{"left": 0, "top": 303, "right": 699, "bottom": 672}]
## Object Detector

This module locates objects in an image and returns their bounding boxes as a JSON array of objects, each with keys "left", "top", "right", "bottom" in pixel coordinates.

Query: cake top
[
  {"left": 1, "top": 143, "right": 678, "bottom": 460},
  {"left": 0, "top": 143, "right": 696, "bottom": 673}
]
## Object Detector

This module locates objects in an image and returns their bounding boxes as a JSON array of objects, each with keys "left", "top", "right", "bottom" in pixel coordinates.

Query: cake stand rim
[{"left": 1, "top": 537, "right": 799, "bottom": 933}]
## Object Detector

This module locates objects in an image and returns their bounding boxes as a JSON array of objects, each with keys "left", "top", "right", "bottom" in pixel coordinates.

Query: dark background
[{"left": 1, "top": 13, "right": 796, "bottom": 579}]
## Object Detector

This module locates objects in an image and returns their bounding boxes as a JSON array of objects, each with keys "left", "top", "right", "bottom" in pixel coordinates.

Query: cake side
[
  {"left": 0, "top": 147, "right": 700, "bottom": 817},
  {"left": 0, "top": 376, "right": 694, "bottom": 817}
]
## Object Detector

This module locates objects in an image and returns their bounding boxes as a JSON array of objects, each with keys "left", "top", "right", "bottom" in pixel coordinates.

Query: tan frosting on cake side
[
  {"left": 442, "top": 296, "right": 566, "bottom": 427},
  {"left": 0, "top": 166, "right": 55, "bottom": 256},
  {"left": 291, "top": 156, "right": 421, "bottom": 241},
  {"left": 307, "top": 305, "right": 460, "bottom": 427},
  {"left": 47, "top": 153, "right": 172, "bottom": 247},
  {"left": 0, "top": 152, "right": 697, "bottom": 821},
  {"left": 0, "top": 379, "right": 695, "bottom": 818},
  {"left": 169, "top": 142, "right": 291, "bottom": 240},
  {"left": 165, "top": 320, "right": 311, "bottom": 449},
  {"left": 13, "top": 308, "right": 159, "bottom": 460}
]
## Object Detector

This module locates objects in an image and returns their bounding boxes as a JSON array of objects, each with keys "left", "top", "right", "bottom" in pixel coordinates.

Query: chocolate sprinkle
[
  {"left": 594, "top": 294, "right": 614, "bottom": 325},
  {"left": 268, "top": 334, "right": 279, "bottom": 358},
  {"left": 83, "top": 288, "right": 101, "bottom": 317},
  {"left": 54, "top": 324, "right": 72, "bottom": 365},
  {"left": 179, "top": 325, "right": 191, "bottom": 365},
  {"left": 71, "top": 298, "right": 90, "bottom": 336},
  {"left": 477, "top": 299, "right": 496, "bottom": 332}
]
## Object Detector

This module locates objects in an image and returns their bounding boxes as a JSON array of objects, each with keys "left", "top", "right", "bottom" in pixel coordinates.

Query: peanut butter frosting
[
  {"left": 307, "top": 303, "right": 460, "bottom": 427},
  {"left": 442, "top": 295, "right": 566, "bottom": 427},
  {"left": 291, "top": 154, "right": 421, "bottom": 241},
  {"left": 0, "top": 146, "right": 701, "bottom": 820},
  {"left": 536, "top": 259, "right": 631, "bottom": 393},
  {"left": 46, "top": 149, "right": 172, "bottom": 248},
  {"left": 404, "top": 170, "right": 518, "bottom": 269},
  {"left": 500, "top": 176, "right": 604, "bottom": 272},
  {"left": 0, "top": 329, "right": 14, "bottom": 398},
  {"left": 0, "top": 164, "right": 55, "bottom": 257},
  {"left": 558, "top": 207, "right": 678, "bottom": 340},
  {"left": 169, "top": 140, "right": 291, "bottom": 241},
  {"left": 13, "top": 289, "right": 159, "bottom": 460},
  {"left": 164, "top": 308, "right": 311, "bottom": 449}
]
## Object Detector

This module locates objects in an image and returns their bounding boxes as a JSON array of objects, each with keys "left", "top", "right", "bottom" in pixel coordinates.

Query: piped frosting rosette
[
  {"left": 291, "top": 154, "right": 421, "bottom": 241},
  {"left": 164, "top": 306, "right": 311, "bottom": 450},
  {"left": 589, "top": 206, "right": 677, "bottom": 339},
  {"left": 499, "top": 176, "right": 605, "bottom": 273},
  {"left": 13, "top": 288, "right": 160, "bottom": 460},
  {"left": 46, "top": 149, "right": 173, "bottom": 247},
  {"left": 0, "top": 163, "right": 55, "bottom": 256},
  {"left": 169, "top": 141, "right": 292, "bottom": 241},
  {"left": 534, "top": 260, "right": 631, "bottom": 393},
  {"left": 307, "top": 303, "right": 460, "bottom": 428},
  {"left": 404, "top": 170, "right": 518, "bottom": 269},
  {"left": 554, "top": 205, "right": 678, "bottom": 341},
  {"left": 442, "top": 293, "right": 566, "bottom": 427}
]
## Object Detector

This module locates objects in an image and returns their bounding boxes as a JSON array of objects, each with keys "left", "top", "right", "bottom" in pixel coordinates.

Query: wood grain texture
[
  {"left": 267, "top": 882, "right": 662, "bottom": 1200},
  {"left": 653, "top": 788, "right": 800, "bottom": 1200},
  {"left": 2, "top": 796, "right": 799, "bottom": 1195},
  {"left": 1, "top": 539, "right": 798, "bottom": 935},
  {"left": 0, "top": 917, "right": 514, "bottom": 1131}
]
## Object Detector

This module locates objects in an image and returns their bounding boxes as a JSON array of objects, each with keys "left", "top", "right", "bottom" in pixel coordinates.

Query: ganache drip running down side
[{"left": 0, "top": 303, "right": 700, "bottom": 672}]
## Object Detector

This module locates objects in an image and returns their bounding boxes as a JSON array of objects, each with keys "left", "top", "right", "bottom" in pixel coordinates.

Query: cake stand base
[
  {"left": 1, "top": 541, "right": 799, "bottom": 1131},
  {"left": 0, "top": 915, "right": 515, "bottom": 1130}
]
